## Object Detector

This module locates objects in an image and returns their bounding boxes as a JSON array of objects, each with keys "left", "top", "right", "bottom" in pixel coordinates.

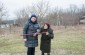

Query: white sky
[{"left": 1, "top": 0, "right": 85, "bottom": 20}]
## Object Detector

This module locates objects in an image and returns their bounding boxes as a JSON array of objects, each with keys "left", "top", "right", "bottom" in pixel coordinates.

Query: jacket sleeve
[
  {"left": 23, "top": 21, "right": 29, "bottom": 39},
  {"left": 40, "top": 27, "right": 43, "bottom": 33},
  {"left": 38, "top": 23, "right": 41, "bottom": 29},
  {"left": 47, "top": 29, "right": 54, "bottom": 39},
  {"left": 36, "top": 24, "right": 41, "bottom": 34}
]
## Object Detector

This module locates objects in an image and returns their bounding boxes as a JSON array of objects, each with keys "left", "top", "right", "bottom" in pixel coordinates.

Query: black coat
[
  {"left": 40, "top": 28, "right": 54, "bottom": 53},
  {"left": 23, "top": 19, "right": 40, "bottom": 47}
]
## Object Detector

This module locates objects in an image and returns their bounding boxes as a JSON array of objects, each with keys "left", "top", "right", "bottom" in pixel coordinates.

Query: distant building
[
  {"left": 80, "top": 16, "right": 85, "bottom": 24},
  {"left": 0, "top": 20, "right": 16, "bottom": 28}
]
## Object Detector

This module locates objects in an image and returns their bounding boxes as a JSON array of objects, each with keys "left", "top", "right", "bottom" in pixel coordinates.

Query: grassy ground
[{"left": 0, "top": 26, "right": 85, "bottom": 55}]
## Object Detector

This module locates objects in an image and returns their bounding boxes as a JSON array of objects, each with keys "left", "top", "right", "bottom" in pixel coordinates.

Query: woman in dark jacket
[
  {"left": 40, "top": 23, "right": 54, "bottom": 55},
  {"left": 23, "top": 14, "right": 40, "bottom": 55}
]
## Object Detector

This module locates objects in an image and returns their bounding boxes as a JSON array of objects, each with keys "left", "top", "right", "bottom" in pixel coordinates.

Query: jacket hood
[{"left": 29, "top": 14, "right": 38, "bottom": 24}]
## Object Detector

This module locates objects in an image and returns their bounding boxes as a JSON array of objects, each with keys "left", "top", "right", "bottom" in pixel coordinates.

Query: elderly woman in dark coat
[
  {"left": 40, "top": 23, "right": 54, "bottom": 55},
  {"left": 23, "top": 14, "right": 40, "bottom": 55}
]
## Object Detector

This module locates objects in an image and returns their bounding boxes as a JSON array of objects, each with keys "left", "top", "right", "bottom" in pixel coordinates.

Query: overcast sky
[{"left": 1, "top": 0, "right": 85, "bottom": 20}]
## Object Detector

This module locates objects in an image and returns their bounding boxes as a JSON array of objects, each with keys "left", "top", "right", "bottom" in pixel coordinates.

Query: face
[
  {"left": 44, "top": 24, "right": 48, "bottom": 29},
  {"left": 31, "top": 17, "right": 37, "bottom": 22}
]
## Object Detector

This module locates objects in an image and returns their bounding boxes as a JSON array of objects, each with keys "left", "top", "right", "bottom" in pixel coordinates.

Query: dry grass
[{"left": 0, "top": 25, "right": 85, "bottom": 55}]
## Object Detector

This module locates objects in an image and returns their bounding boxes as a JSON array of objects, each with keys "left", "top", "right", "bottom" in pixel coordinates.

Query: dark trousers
[
  {"left": 42, "top": 52, "right": 50, "bottom": 55},
  {"left": 27, "top": 47, "right": 35, "bottom": 55}
]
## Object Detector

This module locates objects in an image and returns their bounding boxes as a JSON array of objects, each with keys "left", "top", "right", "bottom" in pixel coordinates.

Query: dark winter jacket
[
  {"left": 40, "top": 27, "right": 54, "bottom": 53},
  {"left": 23, "top": 15, "right": 40, "bottom": 47}
]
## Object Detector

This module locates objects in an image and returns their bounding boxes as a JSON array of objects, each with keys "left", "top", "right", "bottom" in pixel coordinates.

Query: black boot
[
  {"left": 47, "top": 53, "right": 50, "bottom": 55},
  {"left": 42, "top": 52, "right": 44, "bottom": 55}
]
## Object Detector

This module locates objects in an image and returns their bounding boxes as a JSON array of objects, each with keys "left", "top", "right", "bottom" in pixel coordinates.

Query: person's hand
[
  {"left": 33, "top": 33, "right": 37, "bottom": 36},
  {"left": 37, "top": 29, "right": 40, "bottom": 33},
  {"left": 37, "top": 29, "right": 41, "bottom": 35},
  {"left": 46, "top": 32, "right": 49, "bottom": 35},
  {"left": 23, "top": 39, "right": 27, "bottom": 42}
]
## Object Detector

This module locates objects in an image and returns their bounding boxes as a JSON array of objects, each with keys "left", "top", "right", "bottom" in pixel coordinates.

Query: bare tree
[
  {"left": 44, "top": 4, "right": 82, "bottom": 27},
  {"left": 15, "top": 0, "right": 50, "bottom": 26},
  {"left": 15, "top": 0, "right": 85, "bottom": 27},
  {"left": 15, "top": 8, "right": 30, "bottom": 26},
  {"left": 0, "top": 2, "right": 7, "bottom": 21},
  {"left": 31, "top": 0, "right": 50, "bottom": 22}
]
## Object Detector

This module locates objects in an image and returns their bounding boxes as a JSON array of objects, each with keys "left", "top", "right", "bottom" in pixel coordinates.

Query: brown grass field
[{"left": 0, "top": 25, "right": 85, "bottom": 55}]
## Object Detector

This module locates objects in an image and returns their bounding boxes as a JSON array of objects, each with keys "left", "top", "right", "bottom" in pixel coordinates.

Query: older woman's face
[
  {"left": 44, "top": 24, "right": 48, "bottom": 29},
  {"left": 31, "top": 17, "right": 37, "bottom": 22}
]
